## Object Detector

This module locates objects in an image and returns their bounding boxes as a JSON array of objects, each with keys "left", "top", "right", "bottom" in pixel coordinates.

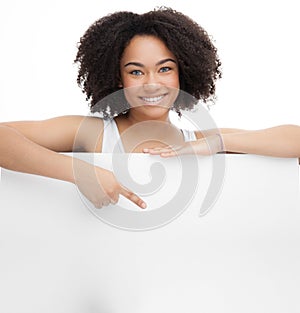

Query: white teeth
[{"left": 141, "top": 95, "right": 164, "bottom": 103}]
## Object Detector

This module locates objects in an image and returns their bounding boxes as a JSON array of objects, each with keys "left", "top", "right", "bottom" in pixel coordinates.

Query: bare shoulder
[
  {"left": 45, "top": 115, "right": 105, "bottom": 152},
  {"left": 73, "top": 115, "right": 104, "bottom": 152}
]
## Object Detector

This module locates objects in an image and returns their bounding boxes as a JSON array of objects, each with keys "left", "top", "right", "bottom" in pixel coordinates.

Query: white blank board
[{"left": 0, "top": 154, "right": 300, "bottom": 313}]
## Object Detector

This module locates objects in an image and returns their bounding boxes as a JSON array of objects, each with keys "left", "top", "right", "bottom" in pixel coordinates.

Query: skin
[
  {"left": 0, "top": 34, "right": 299, "bottom": 211},
  {"left": 144, "top": 126, "right": 300, "bottom": 164},
  {"left": 0, "top": 118, "right": 146, "bottom": 209}
]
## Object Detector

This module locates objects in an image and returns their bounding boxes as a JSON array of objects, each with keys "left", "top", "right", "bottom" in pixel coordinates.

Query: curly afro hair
[{"left": 74, "top": 7, "right": 222, "bottom": 118}]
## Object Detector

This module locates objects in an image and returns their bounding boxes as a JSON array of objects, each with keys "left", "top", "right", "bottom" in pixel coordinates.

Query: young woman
[{"left": 0, "top": 7, "right": 299, "bottom": 210}]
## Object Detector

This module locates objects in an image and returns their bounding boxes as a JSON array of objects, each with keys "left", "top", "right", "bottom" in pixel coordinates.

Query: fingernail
[
  {"left": 141, "top": 202, "right": 147, "bottom": 209},
  {"left": 143, "top": 148, "right": 149, "bottom": 153}
]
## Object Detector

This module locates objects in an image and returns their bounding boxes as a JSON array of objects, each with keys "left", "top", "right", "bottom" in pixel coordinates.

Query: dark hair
[{"left": 74, "top": 7, "right": 222, "bottom": 118}]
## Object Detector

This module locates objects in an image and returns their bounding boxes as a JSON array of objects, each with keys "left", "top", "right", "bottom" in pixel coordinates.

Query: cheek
[
  {"left": 120, "top": 74, "right": 140, "bottom": 88},
  {"left": 123, "top": 80, "right": 141, "bottom": 89},
  {"left": 160, "top": 70, "right": 180, "bottom": 89},
  {"left": 165, "top": 74, "right": 180, "bottom": 89}
]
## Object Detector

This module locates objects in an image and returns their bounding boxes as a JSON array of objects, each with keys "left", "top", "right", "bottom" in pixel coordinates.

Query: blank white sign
[{"left": 0, "top": 154, "right": 299, "bottom": 313}]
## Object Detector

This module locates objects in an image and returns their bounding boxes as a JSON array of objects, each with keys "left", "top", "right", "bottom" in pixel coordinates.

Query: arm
[
  {"left": 0, "top": 125, "right": 75, "bottom": 182},
  {"left": 0, "top": 116, "right": 86, "bottom": 181},
  {"left": 222, "top": 125, "right": 300, "bottom": 158},
  {"left": 144, "top": 125, "right": 300, "bottom": 161},
  {"left": 0, "top": 116, "right": 146, "bottom": 209}
]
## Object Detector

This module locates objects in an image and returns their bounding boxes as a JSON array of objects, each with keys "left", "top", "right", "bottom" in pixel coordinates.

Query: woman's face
[{"left": 120, "top": 35, "right": 180, "bottom": 119}]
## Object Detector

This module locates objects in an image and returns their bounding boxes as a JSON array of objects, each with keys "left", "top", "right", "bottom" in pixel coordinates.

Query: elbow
[
  {"left": 281, "top": 124, "right": 300, "bottom": 131},
  {"left": 0, "top": 123, "right": 12, "bottom": 132},
  {"left": 0, "top": 124, "right": 18, "bottom": 139},
  {"left": 0, "top": 123, "right": 16, "bottom": 132}
]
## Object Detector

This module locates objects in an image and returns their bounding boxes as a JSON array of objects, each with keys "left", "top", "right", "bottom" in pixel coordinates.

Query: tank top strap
[
  {"left": 101, "top": 119, "right": 125, "bottom": 153},
  {"left": 181, "top": 128, "right": 197, "bottom": 142}
]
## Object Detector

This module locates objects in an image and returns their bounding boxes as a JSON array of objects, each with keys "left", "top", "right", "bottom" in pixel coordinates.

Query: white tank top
[{"left": 101, "top": 118, "right": 197, "bottom": 153}]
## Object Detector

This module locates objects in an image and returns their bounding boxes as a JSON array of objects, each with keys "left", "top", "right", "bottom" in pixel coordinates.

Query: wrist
[
  {"left": 221, "top": 132, "right": 248, "bottom": 154},
  {"left": 215, "top": 133, "right": 224, "bottom": 153}
]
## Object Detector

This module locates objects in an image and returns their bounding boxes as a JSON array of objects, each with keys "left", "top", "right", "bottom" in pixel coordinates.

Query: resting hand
[{"left": 143, "top": 135, "right": 223, "bottom": 157}]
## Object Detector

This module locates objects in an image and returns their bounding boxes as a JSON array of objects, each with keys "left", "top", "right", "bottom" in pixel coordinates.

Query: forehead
[{"left": 121, "top": 35, "right": 176, "bottom": 64}]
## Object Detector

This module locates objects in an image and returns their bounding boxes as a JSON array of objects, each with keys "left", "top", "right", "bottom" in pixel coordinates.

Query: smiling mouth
[{"left": 139, "top": 94, "right": 167, "bottom": 105}]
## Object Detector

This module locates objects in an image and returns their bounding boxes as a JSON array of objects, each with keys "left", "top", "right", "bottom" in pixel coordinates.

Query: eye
[
  {"left": 130, "top": 70, "right": 143, "bottom": 76},
  {"left": 159, "top": 66, "right": 171, "bottom": 73}
]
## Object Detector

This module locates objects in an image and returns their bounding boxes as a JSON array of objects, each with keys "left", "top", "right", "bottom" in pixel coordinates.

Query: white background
[{"left": 0, "top": 0, "right": 299, "bottom": 129}]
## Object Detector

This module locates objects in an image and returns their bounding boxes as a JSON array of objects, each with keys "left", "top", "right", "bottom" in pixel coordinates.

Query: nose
[
  {"left": 143, "top": 83, "right": 161, "bottom": 94},
  {"left": 143, "top": 73, "right": 161, "bottom": 93}
]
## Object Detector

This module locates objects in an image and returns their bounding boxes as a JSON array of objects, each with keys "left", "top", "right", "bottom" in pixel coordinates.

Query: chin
[{"left": 133, "top": 106, "right": 170, "bottom": 119}]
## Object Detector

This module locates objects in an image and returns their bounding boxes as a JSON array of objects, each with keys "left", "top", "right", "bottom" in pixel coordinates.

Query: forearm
[
  {"left": 222, "top": 125, "right": 300, "bottom": 158},
  {"left": 0, "top": 125, "right": 75, "bottom": 183}
]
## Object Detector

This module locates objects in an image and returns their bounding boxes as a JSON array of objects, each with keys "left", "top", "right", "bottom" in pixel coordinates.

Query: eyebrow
[{"left": 124, "top": 58, "right": 177, "bottom": 68}]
